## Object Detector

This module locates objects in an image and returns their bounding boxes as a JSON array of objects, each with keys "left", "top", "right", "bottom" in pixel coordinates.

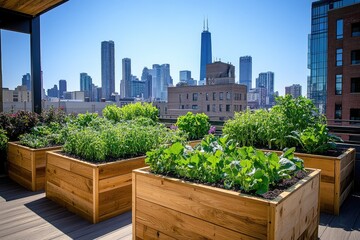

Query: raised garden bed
[
  {"left": 262, "top": 148, "right": 355, "bottom": 215},
  {"left": 132, "top": 167, "right": 321, "bottom": 240},
  {"left": 45, "top": 150, "right": 146, "bottom": 223},
  {"left": 7, "top": 142, "right": 61, "bottom": 191}
]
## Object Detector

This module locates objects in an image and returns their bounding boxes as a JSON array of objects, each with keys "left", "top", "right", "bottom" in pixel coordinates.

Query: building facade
[
  {"left": 47, "top": 85, "right": 58, "bottom": 98},
  {"left": 59, "top": 79, "right": 67, "bottom": 99},
  {"left": 239, "top": 56, "right": 252, "bottom": 91},
  {"left": 200, "top": 20, "right": 212, "bottom": 82},
  {"left": 255, "top": 71, "right": 275, "bottom": 106},
  {"left": 326, "top": 2, "right": 360, "bottom": 125},
  {"left": 168, "top": 61, "right": 246, "bottom": 120},
  {"left": 141, "top": 67, "right": 152, "bottom": 100},
  {"left": 285, "top": 84, "right": 302, "bottom": 98},
  {"left": 101, "top": 40, "right": 115, "bottom": 101},
  {"left": 122, "top": 58, "right": 132, "bottom": 98},
  {"left": 2, "top": 86, "right": 31, "bottom": 102},
  {"left": 308, "top": 0, "right": 360, "bottom": 114}
]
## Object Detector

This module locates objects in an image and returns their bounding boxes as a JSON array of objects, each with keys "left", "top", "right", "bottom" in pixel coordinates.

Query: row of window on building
[
  {"left": 180, "top": 92, "right": 246, "bottom": 102},
  {"left": 179, "top": 104, "right": 243, "bottom": 113}
]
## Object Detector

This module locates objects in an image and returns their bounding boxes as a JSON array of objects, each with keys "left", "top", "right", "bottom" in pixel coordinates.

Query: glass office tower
[{"left": 308, "top": 0, "right": 360, "bottom": 113}]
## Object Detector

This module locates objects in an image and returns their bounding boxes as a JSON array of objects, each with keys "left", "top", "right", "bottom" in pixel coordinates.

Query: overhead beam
[{"left": 0, "top": 8, "right": 31, "bottom": 34}]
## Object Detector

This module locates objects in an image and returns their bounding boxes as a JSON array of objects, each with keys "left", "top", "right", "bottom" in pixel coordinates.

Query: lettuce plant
[
  {"left": 146, "top": 135, "right": 305, "bottom": 195},
  {"left": 103, "top": 102, "right": 159, "bottom": 123}
]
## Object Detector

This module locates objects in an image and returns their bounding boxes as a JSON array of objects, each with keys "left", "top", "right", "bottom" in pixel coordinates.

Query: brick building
[
  {"left": 327, "top": 3, "right": 360, "bottom": 125},
  {"left": 167, "top": 61, "right": 247, "bottom": 121}
]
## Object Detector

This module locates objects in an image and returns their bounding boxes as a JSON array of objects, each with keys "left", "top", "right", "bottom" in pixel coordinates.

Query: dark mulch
[{"left": 59, "top": 151, "right": 143, "bottom": 164}]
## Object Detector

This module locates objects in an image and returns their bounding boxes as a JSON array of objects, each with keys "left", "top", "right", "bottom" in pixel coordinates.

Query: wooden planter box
[
  {"left": 188, "top": 140, "right": 202, "bottom": 148},
  {"left": 132, "top": 167, "right": 321, "bottom": 240},
  {"left": 7, "top": 142, "right": 61, "bottom": 191},
  {"left": 261, "top": 148, "right": 355, "bottom": 215},
  {"left": 45, "top": 150, "right": 146, "bottom": 223}
]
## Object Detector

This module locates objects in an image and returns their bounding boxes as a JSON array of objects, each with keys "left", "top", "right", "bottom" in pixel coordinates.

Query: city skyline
[{"left": 2, "top": 1, "right": 313, "bottom": 96}]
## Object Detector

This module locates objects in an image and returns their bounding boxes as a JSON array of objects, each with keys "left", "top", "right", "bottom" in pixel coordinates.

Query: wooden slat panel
[
  {"left": 0, "top": 0, "right": 66, "bottom": 16},
  {"left": 135, "top": 198, "right": 258, "bottom": 240},
  {"left": 136, "top": 223, "right": 176, "bottom": 240},
  {"left": 273, "top": 173, "right": 320, "bottom": 239},
  {"left": 98, "top": 156, "right": 146, "bottom": 180},
  {"left": 99, "top": 173, "right": 132, "bottom": 193},
  {"left": 339, "top": 148, "right": 355, "bottom": 170},
  {"left": 135, "top": 172, "right": 269, "bottom": 239},
  {"left": 99, "top": 184, "right": 132, "bottom": 219},
  {"left": 46, "top": 181, "right": 93, "bottom": 223},
  {"left": 320, "top": 182, "right": 335, "bottom": 214},
  {"left": 46, "top": 163, "right": 93, "bottom": 199}
]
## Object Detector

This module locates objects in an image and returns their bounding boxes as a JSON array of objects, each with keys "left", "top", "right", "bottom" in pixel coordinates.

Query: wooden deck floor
[{"left": 1, "top": 177, "right": 360, "bottom": 240}]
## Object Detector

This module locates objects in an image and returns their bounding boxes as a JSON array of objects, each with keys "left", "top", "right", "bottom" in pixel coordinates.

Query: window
[
  {"left": 351, "top": 78, "right": 360, "bottom": 93},
  {"left": 352, "top": 22, "right": 360, "bottom": 37},
  {"left": 213, "top": 92, "right": 216, "bottom": 100},
  {"left": 350, "top": 109, "right": 360, "bottom": 125},
  {"left": 219, "top": 92, "right": 224, "bottom": 100},
  {"left": 335, "top": 104, "right": 342, "bottom": 121},
  {"left": 186, "top": 93, "right": 189, "bottom": 99},
  {"left": 207, "top": 104, "right": 210, "bottom": 112},
  {"left": 335, "top": 74, "right": 342, "bottom": 95},
  {"left": 219, "top": 104, "right": 222, "bottom": 112},
  {"left": 244, "top": 94, "right": 247, "bottom": 101},
  {"left": 206, "top": 93, "right": 209, "bottom": 101},
  {"left": 212, "top": 104, "right": 216, "bottom": 112},
  {"left": 336, "top": 19, "right": 343, "bottom": 39},
  {"left": 336, "top": 48, "right": 342, "bottom": 66},
  {"left": 226, "top": 92, "right": 231, "bottom": 100},
  {"left": 240, "top": 105, "right": 242, "bottom": 111},
  {"left": 192, "top": 105, "right": 198, "bottom": 109},
  {"left": 226, "top": 104, "right": 230, "bottom": 112},
  {"left": 239, "top": 94, "right": 242, "bottom": 101},
  {"left": 179, "top": 94, "right": 182, "bottom": 102},
  {"left": 193, "top": 93, "right": 198, "bottom": 101},
  {"left": 181, "top": 105, "right": 184, "bottom": 109},
  {"left": 351, "top": 50, "right": 360, "bottom": 64}
]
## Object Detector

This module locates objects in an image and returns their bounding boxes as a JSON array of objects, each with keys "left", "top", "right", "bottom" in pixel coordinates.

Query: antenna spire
[
  {"left": 203, "top": 18, "right": 205, "bottom": 31},
  {"left": 206, "top": 18, "right": 209, "bottom": 31}
]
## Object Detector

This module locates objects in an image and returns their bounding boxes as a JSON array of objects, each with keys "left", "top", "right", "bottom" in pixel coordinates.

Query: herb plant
[
  {"left": 146, "top": 135, "right": 305, "bottom": 195},
  {"left": 103, "top": 102, "right": 159, "bottom": 123},
  {"left": 175, "top": 112, "right": 210, "bottom": 140},
  {"left": 0, "top": 129, "right": 8, "bottom": 152}
]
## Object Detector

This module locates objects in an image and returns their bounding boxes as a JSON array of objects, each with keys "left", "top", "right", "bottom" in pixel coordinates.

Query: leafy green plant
[
  {"left": 175, "top": 112, "right": 210, "bottom": 140},
  {"left": 287, "top": 123, "right": 343, "bottom": 154},
  {"left": 103, "top": 102, "right": 159, "bottom": 122},
  {"left": 146, "top": 136, "right": 305, "bottom": 195},
  {"left": 19, "top": 122, "right": 65, "bottom": 149}
]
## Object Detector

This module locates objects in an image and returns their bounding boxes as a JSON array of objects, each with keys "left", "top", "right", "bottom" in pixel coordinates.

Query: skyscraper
[
  {"left": 22, "top": 73, "right": 31, "bottom": 91},
  {"left": 101, "top": 40, "right": 115, "bottom": 101},
  {"left": 308, "top": 0, "right": 360, "bottom": 114},
  {"left": 80, "top": 73, "right": 93, "bottom": 100},
  {"left": 256, "top": 71, "right": 275, "bottom": 105},
  {"left": 141, "top": 67, "right": 152, "bottom": 100},
  {"left": 122, "top": 58, "right": 132, "bottom": 98},
  {"left": 285, "top": 84, "right": 302, "bottom": 98},
  {"left": 239, "top": 56, "right": 252, "bottom": 92},
  {"left": 59, "top": 79, "right": 67, "bottom": 99},
  {"left": 200, "top": 19, "right": 212, "bottom": 82},
  {"left": 180, "top": 70, "right": 191, "bottom": 82}
]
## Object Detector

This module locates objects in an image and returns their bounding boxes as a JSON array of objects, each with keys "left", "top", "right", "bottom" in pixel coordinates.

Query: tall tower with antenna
[{"left": 200, "top": 18, "right": 212, "bottom": 83}]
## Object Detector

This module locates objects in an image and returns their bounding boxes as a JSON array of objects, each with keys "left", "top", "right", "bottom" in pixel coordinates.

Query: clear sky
[{"left": 1, "top": 0, "right": 314, "bottom": 96}]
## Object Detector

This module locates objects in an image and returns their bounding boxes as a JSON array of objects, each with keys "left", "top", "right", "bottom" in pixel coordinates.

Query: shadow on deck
[{"left": 1, "top": 176, "right": 360, "bottom": 240}]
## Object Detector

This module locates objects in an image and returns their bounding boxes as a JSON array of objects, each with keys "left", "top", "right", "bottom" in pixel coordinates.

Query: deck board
[{"left": 1, "top": 176, "right": 360, "bottom": 240}]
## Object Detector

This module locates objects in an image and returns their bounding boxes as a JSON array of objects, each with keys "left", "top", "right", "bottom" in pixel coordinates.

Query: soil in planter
[{"left": 155, "top": 170, "right": 309, "bottom": 200}]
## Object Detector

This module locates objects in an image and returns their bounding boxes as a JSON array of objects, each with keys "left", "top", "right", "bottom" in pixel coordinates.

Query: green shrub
[
  {"left": 40, "top": 106, "right": 67, "bottom": 125},
  {"left": 146, "top": 135, "right": 305, "bottom": 195},
  {"left": 175, "top": 112, "right": 210, "bottom": 140},
  {"left": 103, "top": 102, "right": 159, "bottom": 123},
  {"left": 0, "top": 110, "right": 39, "bottom": 141},
  {"left": 0, "top": 129, "right": 8, "bottom": 152}
]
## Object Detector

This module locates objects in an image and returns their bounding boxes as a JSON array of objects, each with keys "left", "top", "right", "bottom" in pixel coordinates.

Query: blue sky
[{"left": 1, "top": 0, "right": 313, "bottom": 96}]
